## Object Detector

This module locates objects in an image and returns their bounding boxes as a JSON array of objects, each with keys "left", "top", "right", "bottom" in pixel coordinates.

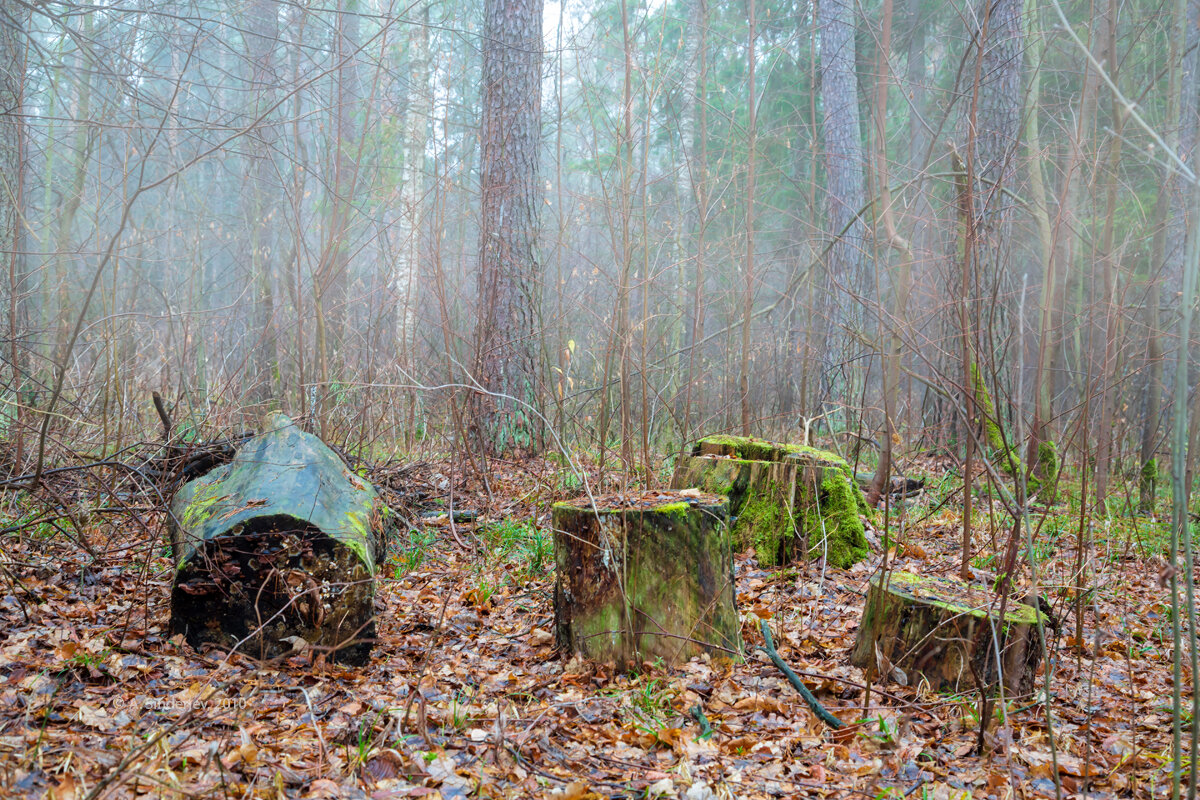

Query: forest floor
[{"left": 0, "top": 450, "right": 1189, "bottom": 799}]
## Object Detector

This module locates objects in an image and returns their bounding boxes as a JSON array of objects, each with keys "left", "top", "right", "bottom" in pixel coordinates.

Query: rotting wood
[
  {"left": 850, "top": 570, "right": 1045, "bottom": 696},
  {"left": 168, "top": 412, "right": 392, "bottom": 664}
]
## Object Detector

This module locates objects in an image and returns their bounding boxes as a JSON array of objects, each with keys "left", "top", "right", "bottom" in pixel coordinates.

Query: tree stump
[
  {"left": 670, "top": 435, "right": 870, "bottom": 568},
  {"left": 850, "top": 571, "right": 1046, "bottom": 696},
  {"left": 553, "top": 490, "right": 741, "bottom": 668},
  {"left": 168, "top": 413, "right": 392, "bottom": 664}
]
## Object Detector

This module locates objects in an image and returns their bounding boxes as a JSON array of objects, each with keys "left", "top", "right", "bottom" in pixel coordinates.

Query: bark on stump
[
  {"left": 553, "top": 491, "right": 741, "bottom": 668},
  {"left": 670, "top": 435, "right": 870, "bottom": 568},
  {"left": 850, "top": 571, "right": 1046, "bottom": 696},
  {"left": 168, "top": 413, "right": 391, "bottom": 664}
]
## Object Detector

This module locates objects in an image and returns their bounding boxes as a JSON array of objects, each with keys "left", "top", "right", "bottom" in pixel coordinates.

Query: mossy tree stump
[
  {"left": 851, "top": 571, "right": 1046, "bottom": 696},
  {"left": 670, "top": 435, "right": 870, "bottom": 568},
  {"left": 552, "top": 491, "right": 741, "bottom": 668},
  {"left": 168, "top": 413, "right": 391, "bottom": 665}
]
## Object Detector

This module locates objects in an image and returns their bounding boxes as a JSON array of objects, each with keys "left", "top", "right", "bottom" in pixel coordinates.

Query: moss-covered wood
[
  {"left": 168, "top": 412, "right": 391, "bottom": 664},
  {"left": 1138, "top": 457, "right": 1158, "bottom": 514},
  {"left": 850, "top": 571, "right": 1046, "bottom": 696},
  {"left": 1031, "top": 440, "right": 1059, "bottom": 501},
  {"left": 552, "top": 491, "right": 741, "bottom": 668},
  {"left": 787, "top": 449, "right": 871, "bottom": 567},
  {"left": 670, "top": 435, "right": 870, "bottom": 569}
]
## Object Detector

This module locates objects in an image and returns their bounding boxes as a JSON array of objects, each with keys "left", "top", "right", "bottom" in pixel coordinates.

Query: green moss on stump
[
  {"left": 552, "top": 490, "right": 741, "bottom": 668},
  {"left": 798, "top": 462, "right": 870, "bottom": 568},
  {"left": 737, "top": 489, "right": 788, "bottom": 565},
  {"left": 851, "top": 571, "right": 1046, "bottom": 695},
  {"left": 670, "top": 435, "right": 870, "bottom": 569}
]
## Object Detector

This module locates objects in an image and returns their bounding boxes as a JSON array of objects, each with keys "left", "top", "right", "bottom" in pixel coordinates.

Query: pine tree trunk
[
  {"left": 817, "top": 0, "right": 867, "bottom": 336},
  {"left": 471, "top": 0, "right": 544, "bottom": 457}
]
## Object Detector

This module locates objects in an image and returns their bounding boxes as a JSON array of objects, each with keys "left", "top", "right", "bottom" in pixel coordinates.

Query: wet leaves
[{"left": 0, "top": 456, "right": 1188, "bottom": 798}]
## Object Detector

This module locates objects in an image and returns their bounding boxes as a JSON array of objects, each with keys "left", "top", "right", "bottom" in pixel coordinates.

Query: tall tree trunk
[
  {"left": 1, "top": 0, "right": 29, "bottom": 464},
  {"left": 900, "top": 0, "right": 931, "bottom": 433},
  {"left": 672, "top": 0, "right": 697, "bottom": 439},
  {"left": 315, "top": 0, "right": 361, "bottom": 427},
  {"left": 962, "top": 0, "right": 1022, "bottom": 475},
  {"left": 287, "top": 3, "right": 311, "bottom": 417},
  {"left": 1023, "top": 0, "right": 1056, "bottom": 486},
  {"left": 1092, "top": 0, "right": 1123, "bottom": 504},
  {"left": 244, "top": 0, "right": 281, "bottom": 407},
  {"left": 470, "top": 0, "right": 544, "bottom": 457},
  {"left": 957, "top": 0, "right": 1022, "bottom": 575},
  {"left": 395, "top": 5, "right": 430, "bottom": 350},
  {"left": 817, "top": 0, "right": 866, "bottom": 406},
  {"left": 679, "top": 0, "right": 708, "bottom": 448},
  {"left": 740, "top": 0, "right": 756, "bottom": 436},
  {"left": 1140, "top": 0, "right": 1195, "bottom": 511},
  {"left": 866, "top": 0, "right": 913, "bottom": 507},
  {"left": 617, "top": 0, "right": 634, "bottom": 470}
]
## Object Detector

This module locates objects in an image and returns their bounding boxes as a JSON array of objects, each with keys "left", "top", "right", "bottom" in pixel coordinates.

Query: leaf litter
[{"left": 0, "top": 454, "right": 1189, "bottom": 799}]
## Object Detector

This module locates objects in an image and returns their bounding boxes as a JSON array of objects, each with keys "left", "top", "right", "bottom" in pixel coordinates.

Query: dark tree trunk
[
  {"left": 965, "top": 0, "right": 1022, "bottom": 261},
  {"left": 817, "top": 0, "right": 867, "bottom": 325},
  {"left": 471, "top": 0, "right": 545, "bottom": 457},
  {"left": 1, "top": 0, "right": 29, "bottom": 461},
  {"left": 244, "top": 0, "right": 280, "bottom": 406}
]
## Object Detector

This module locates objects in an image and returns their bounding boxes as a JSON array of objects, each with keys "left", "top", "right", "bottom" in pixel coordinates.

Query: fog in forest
[
  {"left": 6, "top": 0, "right": 1200, "bottom": 796},
  {"left": 0, "top": 0, "right": 1190, "bottom": 487}
]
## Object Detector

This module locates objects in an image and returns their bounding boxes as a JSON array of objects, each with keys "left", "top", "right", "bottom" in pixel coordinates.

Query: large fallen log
[
  {"left": 168, "top": 412, "right": 391, "bottom": 664},
  {"left": 552, "top": 490, "right": 741, "bottom": 668},
  {"left": 850, "top": 571, "right": 1046, "bottom": 696},
  {"left": 670, "top": 435, "right": 870, "bottom": 568}
]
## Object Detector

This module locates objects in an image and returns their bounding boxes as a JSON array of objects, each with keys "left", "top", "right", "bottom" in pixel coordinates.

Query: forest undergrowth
[{"left": 0, "top": 443, "right": 1190, "bottom": 799}]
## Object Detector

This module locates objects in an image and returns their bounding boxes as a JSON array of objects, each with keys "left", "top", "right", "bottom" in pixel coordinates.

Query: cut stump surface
[
  {"left": 553, "top": 490, "right": 741, "bottom": 668},
  {"left": 670, "top": 435, "right": 870, "bottom": 568},
  {"left": 850, "top": 570, "right": 1046, "bottom": 696}
]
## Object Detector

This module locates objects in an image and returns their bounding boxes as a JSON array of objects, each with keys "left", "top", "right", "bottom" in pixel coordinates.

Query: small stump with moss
[
  {"left": 670, "top": 435, "right": 870, "bottom": 568},
  {"left": 552, "top": 490, "right": 741, "bottom": 668},
  {"left": 850, "top": 571, "right": 1046, "bottom": 696},
  {"left": 168, "top": 413, "right": 390, "bottom": 665}
]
